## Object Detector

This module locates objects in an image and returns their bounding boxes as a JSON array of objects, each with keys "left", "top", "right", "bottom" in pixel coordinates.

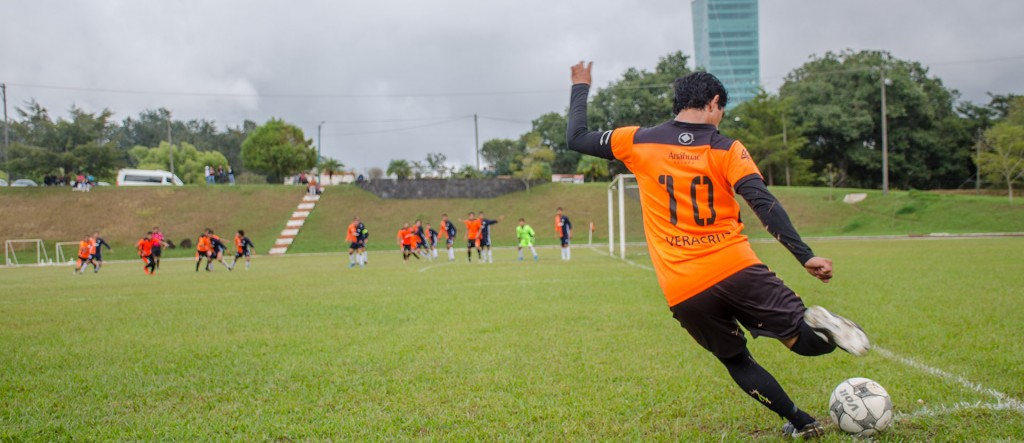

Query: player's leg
[
  {"left": 147, "top": 255, "right": 157, "bottom": 274},
  {"left": 447, "top": 239, "right": 455, "bottom": 261},
  {"left": 518, "top": 246, "right": 524, "bottom": 261},
  {"left": 219, "top": 251, "right": 230, "bottom": 270},
  {"left": 529, "top": 243, "right": 538, "bottom": 260},
  {"left": 467, "top": 240, "right": 473, "bottom": 262},
  {"left": 141, "top": 256, "right": 150, "bottom": 274},
  {"left": 348, "top": 247, "right": 357, "bottom": 268},
  {"left": 245, "top": 252, "right": 251, "bottom": 269},
  {"left": 195, "top": 252, "right": 202, "bottom": 272},
  {"left": 671, "top": 269, "right": 824, "bottom": 437}
]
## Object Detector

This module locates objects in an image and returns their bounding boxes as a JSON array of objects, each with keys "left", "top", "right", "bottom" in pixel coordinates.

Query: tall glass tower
[{"left": 692, "top": 0, "right": 760, "bottom": 109}]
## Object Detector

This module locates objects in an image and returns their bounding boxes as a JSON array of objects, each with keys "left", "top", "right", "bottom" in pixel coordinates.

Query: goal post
[
  {"left": 607, "top": 174, "right": 637, "bottom": 260},
  {"left": 4, "top": 239, "right": 50, "bottom": 267},
  {"left": 56, "top": 241, "right": 81, "bottom": 265}
]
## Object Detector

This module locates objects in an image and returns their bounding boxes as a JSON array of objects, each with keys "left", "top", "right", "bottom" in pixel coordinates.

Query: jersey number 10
[{"left": 659, "top": 175, "right": 717, "bottom": 226}]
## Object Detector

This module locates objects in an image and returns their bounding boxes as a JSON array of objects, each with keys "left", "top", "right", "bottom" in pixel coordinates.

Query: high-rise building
[{"left": 692, "top": 0, "right": 759, "bottom": 108}]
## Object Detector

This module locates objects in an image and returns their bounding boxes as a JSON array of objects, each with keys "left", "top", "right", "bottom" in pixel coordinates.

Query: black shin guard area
[
  {"left": 790, "top": 321, "right": 837, "bottom": 357},
  {"left": 718, "top": 350, "right": 812, "bottom": 427}
]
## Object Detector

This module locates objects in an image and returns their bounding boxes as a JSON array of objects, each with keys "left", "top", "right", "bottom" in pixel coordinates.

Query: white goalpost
[
  {"left": 4, "top": 239, "right": 50, "bottom": 267},
  {"left": 56, "top": 241, "right": 81, "bottom": 265},
  {"left": 607, "top": 174, "right": 638, "bottom": 260}
]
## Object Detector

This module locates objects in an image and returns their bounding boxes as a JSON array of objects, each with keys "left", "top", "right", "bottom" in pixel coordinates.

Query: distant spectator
[
  {"left": 307, "top": 176, "right": 321, "bottom": 195},
  {"left": 227, "top": 166, "right": 235, "bottom": 185},
  {"left": 205, "top": 165, "right": 214, "bottom": 184},
  {"left": 217, "top": 165, "right": 226, "bottom": 183},
  {"left": 298, "top": 173, "right": 308, "bottom": 185}
]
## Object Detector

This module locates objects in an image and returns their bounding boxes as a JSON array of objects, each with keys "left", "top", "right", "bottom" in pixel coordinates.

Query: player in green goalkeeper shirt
[{"left": 516, "top": 218, "right": 539, "bottom": 261}]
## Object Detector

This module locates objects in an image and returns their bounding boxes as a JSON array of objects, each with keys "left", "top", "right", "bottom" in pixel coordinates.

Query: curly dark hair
[{"left": 672, "top": 71, "right": 728, "bottom": 114}]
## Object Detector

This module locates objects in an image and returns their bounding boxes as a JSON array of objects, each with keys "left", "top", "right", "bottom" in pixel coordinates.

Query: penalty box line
[{"left": 589, "top": 246, "right": 1024, "bottom": 416}]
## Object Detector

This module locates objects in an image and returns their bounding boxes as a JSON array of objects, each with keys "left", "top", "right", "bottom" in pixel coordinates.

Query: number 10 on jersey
[{"left": 659, "top": 174, "right": 717, "bottom": 227}]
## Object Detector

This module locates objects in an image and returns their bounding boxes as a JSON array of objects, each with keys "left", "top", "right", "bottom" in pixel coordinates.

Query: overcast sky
[{"left": 2, "top": 0, "right": 1022, "bottom": 172}]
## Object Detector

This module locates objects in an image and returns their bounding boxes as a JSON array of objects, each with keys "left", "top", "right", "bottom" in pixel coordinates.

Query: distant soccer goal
[
  {"left": 55, "top": 241, "right": 81, "bottom": 265},
  {"left": 607, "top": 174, "right": 639, "bottom": 260},
  {"left": 4, "top": 239, "right": 50, "bottom": 267}
]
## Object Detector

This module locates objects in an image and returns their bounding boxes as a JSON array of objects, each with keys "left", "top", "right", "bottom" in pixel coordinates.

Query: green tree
[
  {"left": 721, "top": 91, "right": 813, "bottom": 186},
  {"left": 780, "top": 50, "right": 968, "bottom": 189},
  {"left": 386, "top": 159, "right": 413, "bottom": 180},
  {"left": 513, "top": 132, "right": 554, "bottom": 190},
  {"left": 481, "top": 138, "right": 525, "bottom": 175},
  {"left": 130, "top": 142, "right": 228, "bottom": 184},
  {"left": 318, "top": 157, "right": 344, "bottom": 182},
  {"left": 8, "top": 101, "right": 123, "bottom": 180},
  {"left": 979, "top": 98, "right": 1024, "bottom": 204},
  {"left": 425, "top": 152, "right": 448, "bottom": 178},
  {"left": 451, "top": 165, "right": 482, "bottom": 179},
  {"left": 576, "top": 156, "right": 609, "bottom": 182},
  {"left": 241, "top": 119, "right": 317, "bottom": 183}
]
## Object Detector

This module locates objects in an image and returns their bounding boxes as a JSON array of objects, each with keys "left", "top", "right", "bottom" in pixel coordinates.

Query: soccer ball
[{"left": 829, "top": 377, "right": 893, "bottom": 437}]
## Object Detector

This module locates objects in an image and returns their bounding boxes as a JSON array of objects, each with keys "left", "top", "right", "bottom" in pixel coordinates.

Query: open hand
[{"left": 571, "top": 61, "right": 593, "bottom": 85}]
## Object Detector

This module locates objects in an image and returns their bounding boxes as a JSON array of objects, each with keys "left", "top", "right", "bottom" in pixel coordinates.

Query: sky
[{"left": 2, "top": 0, "right": 1022, "bottom": 173}]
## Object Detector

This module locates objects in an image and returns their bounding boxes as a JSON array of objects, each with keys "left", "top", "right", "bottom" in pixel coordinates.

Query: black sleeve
[
  {"left": 566, "top": 84, "right": 615, "bottom": 160},
  {"left": 734, "top": 176, "right": 816, "bottom": 265}
]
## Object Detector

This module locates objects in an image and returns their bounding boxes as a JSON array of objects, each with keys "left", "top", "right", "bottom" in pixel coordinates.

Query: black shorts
[
  {"left": 93, "top": 254, "right": 102, "bottom": 262},
  {"left": 403, "top": 245, "right": 412, "bottom": 252},
  {"left": 349, "top": 242, "right": 362, "bottom": 250},
  {"left": 560, "top": 236, "right": 571, "bottom": 247},
  {"left": 480, "top": 237, "right": 491, "bottom": 247},
  {"left": 669, "top": 264, "right": 807, "bottom": 359},
  {"left": 235, "top": 250, "right": 251, "bottom": 258},
  {"left": 467, "top": 239, "right": 478, "bottom": 249},
  {"left": 152, "top": 246, "right": 162, "bottom": 257}
]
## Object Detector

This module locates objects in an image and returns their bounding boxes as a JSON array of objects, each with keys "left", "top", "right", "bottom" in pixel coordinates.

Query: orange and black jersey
[
  {"left": 566, "top": 83, "right": 814, "bottom": 306},
  {"left": 77, "top": 240, "right": 91, "bottom": 259},
  {"left": 137, "top": 238, "right": 154, "bottom": 256},
  {"left": 235, "top": 235, "right": 254, "bottom": 253},
  {"left": 440, "top": 220, "right": 457, "bottom": 239}
]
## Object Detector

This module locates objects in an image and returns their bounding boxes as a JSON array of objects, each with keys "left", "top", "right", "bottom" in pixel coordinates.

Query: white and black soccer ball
[{"left": 829, "top": 377, "right": 893, "bottom": 437}]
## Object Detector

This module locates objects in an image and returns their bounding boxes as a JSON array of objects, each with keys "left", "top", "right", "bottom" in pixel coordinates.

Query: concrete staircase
[{"left": 268, "top": 193, "right": 320, "bottom": 256}]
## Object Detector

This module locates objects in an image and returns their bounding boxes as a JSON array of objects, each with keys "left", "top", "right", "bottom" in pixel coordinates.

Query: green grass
[{"left": 1, "top": 239, "right": 1022, "bottom": 441}]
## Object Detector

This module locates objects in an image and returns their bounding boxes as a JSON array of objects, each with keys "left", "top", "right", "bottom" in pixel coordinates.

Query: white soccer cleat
[{"left": 804, "top": 306, "right": 870, "bottom": 356}]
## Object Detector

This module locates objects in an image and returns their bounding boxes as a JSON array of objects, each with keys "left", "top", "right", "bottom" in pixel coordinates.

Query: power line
[
  {"left": 321, "top": 117, "right": 469, "bottom": 137},
  {"left": 2, "top": 82, "right": 567, "bottom": 99}
]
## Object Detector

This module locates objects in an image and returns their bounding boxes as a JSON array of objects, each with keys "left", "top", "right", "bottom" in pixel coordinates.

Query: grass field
[{"left": 1, "top": 238, "right": 1022, "bottom": 441}]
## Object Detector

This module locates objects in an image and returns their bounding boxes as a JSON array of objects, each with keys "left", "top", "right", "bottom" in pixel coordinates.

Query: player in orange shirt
[
  {"left": 73, "top": 235, "right": 93, "bottom": 275},
  {"left": 555, "top": 207, "right": 572, "bottom": 261},
  {"left": 346, "top": 217, "right": 364, "bottom": 268},
  {"left": 566, "top": 62, "right": 868, "bottom": 438},
  {"left": 460, "top": 212, "right": 483, "bottom": 262},
  {"left": 230, "top": 230, "right": 255, "bottom": 271},
  {"left": 205, "top": 229, "right": 231, "bottom": 271},
  {"left": 89, "top": 232, "right": 112, "bottom": 274},
  {"left": 195, "top": 232, "right": 213, "bottom": 272},
  {"left": 396, "top": 223, "right": 420, "bottom": 263},
  {"left": 137, "top": 231, "right": 156, "bottom": 275}
]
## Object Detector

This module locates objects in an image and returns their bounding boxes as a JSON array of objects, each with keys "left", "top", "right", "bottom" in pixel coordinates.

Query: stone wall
[{"left": 356, "top": 179, "right": 539, "bottom": 199}]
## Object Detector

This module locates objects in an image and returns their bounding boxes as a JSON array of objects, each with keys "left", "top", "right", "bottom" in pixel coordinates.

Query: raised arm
[
  {"left": 566, "top": 61, "right": 615, "bottom": 160},
  {"left": 735, "top": 176, "right": 833, "bottom": 282}
]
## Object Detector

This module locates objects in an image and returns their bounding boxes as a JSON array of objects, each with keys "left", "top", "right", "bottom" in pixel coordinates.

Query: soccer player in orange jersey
[
  {"left": 396, "top": 222, "right": 419, "bottom": 263},
  {"left": 195, "top": 233, "right": 213, "bottom": 272},
  {"left": 460, "top": 212, "right": 483, "bottom": 262},
  {"left": 230, "top": 230, "right": 255, "bottom": 270},
  {"left": 137, "top": 231, "right": 156, "bottom": 275},
  {"left": 346, "top": 217, "right": 364, "bottom": 268},
  {"left": 205, "top": 229, "right": 231, "bottom": 271},
  {"left": 73, "top": 235, "right": 92, "bottom": 275},
  {"left": 566, "top": 62, "right": 868, "bottom": 438}
]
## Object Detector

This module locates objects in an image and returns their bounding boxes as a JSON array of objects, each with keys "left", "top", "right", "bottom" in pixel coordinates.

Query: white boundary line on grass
[{"left": 588, "top": 245, "right": 1024, "bottom": 417}]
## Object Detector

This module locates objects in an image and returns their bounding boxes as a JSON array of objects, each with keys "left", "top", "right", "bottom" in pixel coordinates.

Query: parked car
[
  {"left": 116, "top": 169, "right": 184, "bottom": 186},
  {"left": 0, "top": 179, "right": 8, "bottom": 187},
  {"left": 11, "top": 179, "right": 38, "bottom": 187}
]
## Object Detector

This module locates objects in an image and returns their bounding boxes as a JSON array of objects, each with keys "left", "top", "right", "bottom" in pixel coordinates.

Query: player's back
[{"left": 609, "top": 120, "right": 763, "bottom": 305}]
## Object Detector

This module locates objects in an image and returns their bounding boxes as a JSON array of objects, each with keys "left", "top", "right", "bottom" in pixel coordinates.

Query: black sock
[
  {"left": 791, "top": 321, "right": 837, "bottom": 356},
  {"left": 196, "top": 261, "right": 200, "bottom": 271},
  {"left": 718, "top": 350, "right": 815, "bottom": 427}
]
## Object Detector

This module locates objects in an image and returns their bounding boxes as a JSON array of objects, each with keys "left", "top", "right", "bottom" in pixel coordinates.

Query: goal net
[
  {"left": 56, "top": 241, "right": 81, "bottom": 265},
  {"left": 606, "top": 174, "right": 649, "bottom": 262},
  {"left": 4, "top": 239, "right": 50, "bottom": 267}
]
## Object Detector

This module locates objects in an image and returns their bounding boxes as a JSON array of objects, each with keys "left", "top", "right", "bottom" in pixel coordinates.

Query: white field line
[
  {"left": 589, "top": 246, "right": 1024, "bottom": 416},
  {"left": 896, "top": 401, "right": 1024, "bottom": 420},
  {"left": 874, "top": 346, "right": 1024, "bottom": 414}
]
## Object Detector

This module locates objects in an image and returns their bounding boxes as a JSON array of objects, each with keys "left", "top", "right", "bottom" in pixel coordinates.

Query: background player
[
  {"left": 565, "top": 61, "right": 868, "bottom": 438},
  {"left": 477, "top": 211, "right": 503, "bottom": 264},
  {"left": 356, "top": 218, "right": 369, "bottom": 266},
  {"left": 516, "top": 218, "right": 538, "bottom": 261},
  {"left": 230, "top": 229, "right": 255, "bottom": 270},
  {"left": 461, "top": 212, "right": 482, "bottom": 262},
  {"left": 74, "top": 235, "right": 92, "bottom": 275},
  {"left": 90, "top": 231, "right": 112, "bottom": 273},
  {"left": 413, "top": 220, "right": 431, "bottom": 261},
  {"left": 136, "top": 231, "right": 156, "bottom": 275},
  {"left": 397, "top": 222, "right": 420, "bottom": 263},
  {"left": 440, "top": 214, "right": 457, "bottom": 261},
  {"left": 346, "top": 217, "right": 364, "bottom": 268},
  {"left": 425, "top": 223, "right": 439, "bottom": 259},
  {"left": 555, "top": 207, "right": 572, "bottom": 261},
  {"left": 151, "top": 226, "right": 167, "bottom": 269},
  {"left": 205, "top": 229, "right": 231, "bottom": 271},
  {"left": 195, "top": 232, "right": 213, "bottom": 272}
]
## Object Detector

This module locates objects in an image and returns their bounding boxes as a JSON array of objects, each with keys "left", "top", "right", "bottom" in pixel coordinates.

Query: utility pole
[
  {"left": 976, "top": 129, "right": 983, "bottom": 194},
  {"left": 1, "top": 83, "right": 8, "bottom": 186},
  {"left": 474, "top": 114, "right": 480, "bottom": 170},
  {"left": 317, "top": 121, "right": 324, "bottom": 183},
  {"left": 167, "top": 114, "right": 175, "bottom": 177},
  {"left": 880, "top": 72, "right": 890, "bottom": 195}
]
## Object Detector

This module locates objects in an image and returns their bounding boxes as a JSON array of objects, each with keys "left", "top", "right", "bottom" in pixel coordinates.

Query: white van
[{"left": 116, "top": 169, "right": 184, "bottom": 186}]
